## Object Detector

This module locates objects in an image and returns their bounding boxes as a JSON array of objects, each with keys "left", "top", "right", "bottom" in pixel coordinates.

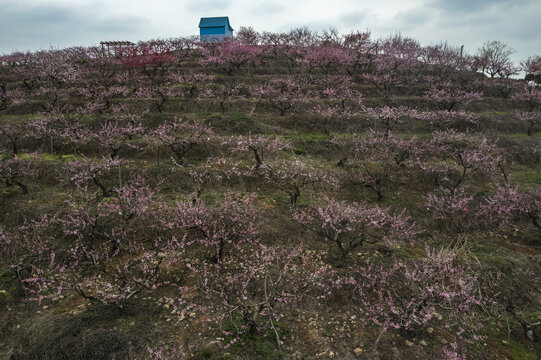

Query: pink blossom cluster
[
  {"left": 294, "top": 198, "right": 417, "bottom": 259},
  {"left": 255, "top": 77, "right": 309, "bottom": 116},
  {"left": 193, "top": 243, "right": 334, "bottom": 346},
  {"left": 259, "top": 158, "right": 338, "bottom": 205},
  {"left": 151, "top": 118, "right": 213, "bottom": 166},
  {"left": 425, "top": 82, "right": 483, "bottom": 111},
  {"left": 352, "top": 247, "right": 486, "bottom": 340},
  {"left": 161, "top": 195, "right": 262, "bottom": 263},
  {"left": 200, "top": 40, "right": 262, "bottom": 75},
  {"left": 481, "top": 185, "right": 541, "bottom": 229},
  {"left": 222, "top": 133, "right": 291, "bottom": 168},
  {"left": 420, "top": 130, "right": 502, "bottom": 191},
  {"left": 0, "top": 154, "right": 36, "bottom": 194}
]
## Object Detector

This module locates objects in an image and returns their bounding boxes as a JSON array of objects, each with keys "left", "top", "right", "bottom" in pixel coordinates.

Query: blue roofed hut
[{"left": 199, "top": 16, "right": 234, "bottom": 42}]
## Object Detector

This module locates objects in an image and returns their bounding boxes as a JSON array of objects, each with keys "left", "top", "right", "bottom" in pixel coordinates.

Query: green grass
[
  {"left": 228, "top": 112, "right": 254, "bottom": 123},
  {"left": 219, "top": 317, "right": 289, "bottom": 360},
  {"left": 525, "top": 233, "right": 541, "bottom": 246},
  {"left": 285, "top": 133, "right": 329, "bottom": 143},
  {"left": 483, "top": 324, "right": 539, "bottom": 360},
  {"left": 41, "top": 153, "right": 81, "bottom": 162},
  {"left": 510, "top": 165, "right": 541, "bottom": 185},
  {"left": 507, "top": 341, "right": 539, "bottom": 360},
  {"left": 506, "top": 132, "right": 541, "bottom": 139},
  {"left": 0, "top": 268, "right": 16, "bottom": 300},
  {"left": 477, "top": 253, "right": 514, "bottom": 273},
  {"left": 118, "top": 316, "right": 137, "bottom": 333}
]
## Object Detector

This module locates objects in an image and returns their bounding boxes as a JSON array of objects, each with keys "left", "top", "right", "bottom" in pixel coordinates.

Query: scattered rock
[
  {"left": 205, "top": 340, "right": 222, "bottom": 348},
  {"left": 350, "top": 315, "right": 357, "bottom": 320},
  {"left": 328, "top": 351, "right": 335, "bottom": 358},
  {"left": 405, "top": 340, "right": 414, "bottom": 347},
  {"left": 353, "top": 347, "right": 363, "bottom": 357},
  {"left": 419, "top": 340, "right": 428, "bottom": 347},
  {"left": 427, "top": 327, "right": 434, "bottom": 334},
  {"left": 433, "top": 312, "right": 443, "bottom": 321},
  {"left": 502, "top": 340, "right": 509, "bottom": 346}
]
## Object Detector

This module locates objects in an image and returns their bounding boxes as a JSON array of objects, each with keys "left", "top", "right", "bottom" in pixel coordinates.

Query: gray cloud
[
  {"left": 249, "top": 2, "right": 285, "bottom": 16},
  {"left": 1, "top": 3, "right": 83, "bottom": 27},
  {"left": 428, "top": 0, "right": 541, "bottom": 55},
  {"left": 0, "top": 3, "right": 88, "bottom": 51},
  {"left": 91, "top": 16, "right": 149, "bottom": 34},
  {"left": 394, "top": 9, "right": 431, "bottom": 27},
  {"left": 338, "top": 11, "right": 368, "bottom": 28},
  {"left": 428, "top": 0, "right": 532, "bottom": 13},
  {"left": 0, "top": 0, "right": 539, "bottom": 65},
  {"left": 0, "top": 2, "right": 150, "bottom": 52},
  {"left": 185, "top": 0, "right": 231, "bottom": 13}
]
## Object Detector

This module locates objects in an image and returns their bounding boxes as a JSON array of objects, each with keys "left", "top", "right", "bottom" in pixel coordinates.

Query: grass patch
[
  {"left": 41, "top": 153, "right": 81, "bottom": 162},
  {"left": 509, "top": 165, "right": 541, "bottom": 185},
  {"left": 506, "top": 132, "right": 541, "bottom": 139},
  {"left": 11, "top": 307, "right": 130, "bottom": 360},
  {"left": 219, "top": 317, "right": 289, "bottom": 360},
  {"left": 0, "top": 268, "right": 16, "bottom": 301},
  {"left": 483, "top": 323, "right": 539, "bottom": 360},
  {"left": 286, "top": 132, "right": 329, "bottom": 143},
  {"left": 118, "top": 316, "right": 137, "bottom": 333},
  {"left": 507, "top": 341, "right": 539, "bottom": 360}
]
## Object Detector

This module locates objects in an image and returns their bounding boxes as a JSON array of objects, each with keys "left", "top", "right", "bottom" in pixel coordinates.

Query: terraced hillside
[{"left": 0, "top": 31, "right": 540, "bottom": 359}]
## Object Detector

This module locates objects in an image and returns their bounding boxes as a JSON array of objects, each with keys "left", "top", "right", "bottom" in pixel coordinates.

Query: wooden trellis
[{"left": 100, "top": 41, "right": 135, "bottom": 55}]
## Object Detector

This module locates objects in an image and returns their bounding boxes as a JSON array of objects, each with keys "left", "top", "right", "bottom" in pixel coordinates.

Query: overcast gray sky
[{"left": 1, "top": 0, "right": 540, "bottom": 65}]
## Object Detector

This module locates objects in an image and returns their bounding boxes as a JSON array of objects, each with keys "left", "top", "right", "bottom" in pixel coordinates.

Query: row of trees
[
  {"left": 2, "top": 179, "right": 538, "bottom": 349},
  {"left": 1, "top": 30, "right": 540, "bottom": 358},
  {"left": 1, "top": 33, "right": 539, "bottom": 101},
  {"left": 2, "top": 37, "right": 539, "bottom": 145},
  {"left": 0, "top": 118, "right": 516, "bottom": 195}
]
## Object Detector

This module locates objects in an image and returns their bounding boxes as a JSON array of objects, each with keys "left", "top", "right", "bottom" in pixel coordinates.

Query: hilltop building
[{"left": 199, "top": 16, "right": 234, "bottom": 42}]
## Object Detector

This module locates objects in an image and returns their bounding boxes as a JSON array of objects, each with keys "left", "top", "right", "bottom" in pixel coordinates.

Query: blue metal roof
[{"left": 198, "top": 17, "right": 234, "bottom": 31}]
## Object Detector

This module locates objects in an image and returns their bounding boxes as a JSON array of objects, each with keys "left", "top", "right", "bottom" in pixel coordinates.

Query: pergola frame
[{"left": 100, "top": 41, "right": 135, "bottom": 55}]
